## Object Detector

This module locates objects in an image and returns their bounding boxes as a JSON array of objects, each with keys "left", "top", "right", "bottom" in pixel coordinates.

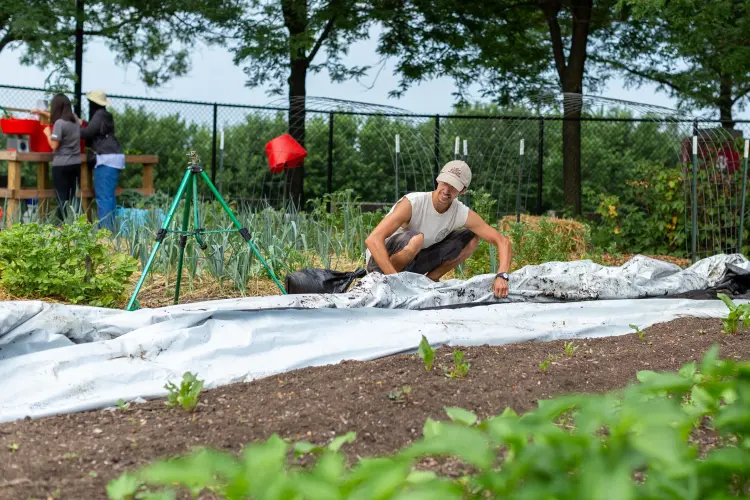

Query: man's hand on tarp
[{"left": 493, "top": 275, "right": 509, "bottom": 298}]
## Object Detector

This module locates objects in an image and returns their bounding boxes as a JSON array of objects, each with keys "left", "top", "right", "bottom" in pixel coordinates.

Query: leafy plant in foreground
[
  {"left": 164, "top": 372, "right": 204, "bottom": 413},
  {"left": 108, "top": 345, "right": 750, "bottom": 500},
  {"left": 418, "top": 335, "right": 435, "bottom": 371}
]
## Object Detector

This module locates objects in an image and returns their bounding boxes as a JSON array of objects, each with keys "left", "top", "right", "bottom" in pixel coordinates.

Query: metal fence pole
[
  {"left": 433, "top": 115, "right": 440, "bottom": 187},
  {"left": 516, "top": 139, "right": 525, "bottom": 222},
  {"left": 211, "top": 103, "right": 218, "bottom": 184},
  {"left": 739, "top": 140, "right": 749, "bottom": 253},
  {"left": 537, "top": 118, "right": 544, "bottom": 215},
  {"left": 692, "top": 133, "right": 698, "bottom": 263},
  {"left": 327, "top": 112, "right": 334, "bottom": 213}
]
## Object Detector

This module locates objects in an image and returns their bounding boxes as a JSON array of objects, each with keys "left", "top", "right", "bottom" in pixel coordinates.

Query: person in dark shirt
[{"left": 79, "top": 90, "right": 125, "bottom": 232}]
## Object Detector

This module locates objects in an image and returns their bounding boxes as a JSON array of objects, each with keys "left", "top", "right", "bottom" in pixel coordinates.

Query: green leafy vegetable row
[{"left": 108, "top": 344, "right": 750, "bottom": 499}]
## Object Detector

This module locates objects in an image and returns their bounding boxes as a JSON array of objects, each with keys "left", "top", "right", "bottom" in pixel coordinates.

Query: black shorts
[{"left": 366, "top": 228, "right": 477, "bottom": 275}]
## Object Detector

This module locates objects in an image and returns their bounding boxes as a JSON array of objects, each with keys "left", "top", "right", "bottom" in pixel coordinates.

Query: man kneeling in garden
[{"left": 364, "top": 160, "right": 513, "bottom": 298}]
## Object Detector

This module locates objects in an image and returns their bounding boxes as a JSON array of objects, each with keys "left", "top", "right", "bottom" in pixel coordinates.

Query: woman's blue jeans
[{"left": 94, "top": 165, "right": 120, "bottom": 231}]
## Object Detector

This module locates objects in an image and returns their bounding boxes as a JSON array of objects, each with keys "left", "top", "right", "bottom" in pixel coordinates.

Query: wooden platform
[{"left": 0, "top": 151, "right": 158, "bottom": 223}]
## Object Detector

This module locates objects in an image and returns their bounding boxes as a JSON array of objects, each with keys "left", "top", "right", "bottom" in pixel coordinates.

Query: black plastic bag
[{"left": 285, "top": 267, "right": 367, "bottom": 294}]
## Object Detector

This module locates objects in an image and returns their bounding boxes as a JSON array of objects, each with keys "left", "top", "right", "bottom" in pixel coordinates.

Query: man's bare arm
[{"left": 364, "top": 199, "right": 412, "bottom": 274}]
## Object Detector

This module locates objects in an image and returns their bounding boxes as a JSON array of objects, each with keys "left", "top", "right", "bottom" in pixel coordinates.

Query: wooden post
[
  {"left": 80, "top": 159, "right": 93, "bottom": 221},
  {"left": 37, "top": 161, "right": 49, "bottom": 220},
  {"left": 142, "top": 163, "right": 154, "bottom": 194},
  {"left": 6, "top": 160, "right": 21, "bottom": 223}
]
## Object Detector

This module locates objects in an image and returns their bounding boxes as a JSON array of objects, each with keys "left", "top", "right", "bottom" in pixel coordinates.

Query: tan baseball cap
[
  {"left": 86, "top": 89, "right": 111, "bottom": 107},
  {"left": 436, "top": 160, "right": 472, "bottom": 191}
]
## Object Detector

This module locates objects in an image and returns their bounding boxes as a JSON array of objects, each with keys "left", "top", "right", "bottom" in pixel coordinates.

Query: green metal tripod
[{"left": 125, "top": 151, "right": 286, "bottom": 311}]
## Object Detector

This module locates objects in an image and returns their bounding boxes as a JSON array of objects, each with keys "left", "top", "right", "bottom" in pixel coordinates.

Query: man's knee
[
  {"left": 466, "top": 235, "right": 480, "bottom": 253},
  {"left": 453, "top": 234, "right": 480, "bottom": 261},
  {"left": 402, "top": 232, "right": 424, "bottom": 259}
]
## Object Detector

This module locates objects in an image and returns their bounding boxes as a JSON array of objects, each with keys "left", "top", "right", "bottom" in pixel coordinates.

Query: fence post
[
  {"left": 537, "top": 117, "right": 544, "bottom": 215},
  {"left": 433, "top": 115, "right": 440, "bottom": 188},
  {"left": 516, "top": 139, "right": 525, "bottom": 222},
  {"left": 327, "top": 112, "right": 334, "bottom": 212},
  {"left": 211, "top": 103, "right": 218, "bottom": 184},
  {"left": 691, "top": 131, "right": 698, "bottom": 263},
  {"left": 740, "top": 140, "right": 749, "bottom": 253}
]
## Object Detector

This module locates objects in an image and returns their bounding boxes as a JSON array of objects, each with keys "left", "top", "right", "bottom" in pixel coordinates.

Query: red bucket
[
  {"left": 30, "top": 124, "right": 53, "bottom": 153},
  {"left": 0, "top": 118, "right": 40, "bottom": 136},
  {"left": 264, "top": 134, "right": 307, "bottom": 174}
]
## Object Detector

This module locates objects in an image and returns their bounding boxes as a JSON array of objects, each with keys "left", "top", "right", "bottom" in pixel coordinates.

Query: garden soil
[{"left": 0, "top": 317, "right": 747, "bottom": 499}]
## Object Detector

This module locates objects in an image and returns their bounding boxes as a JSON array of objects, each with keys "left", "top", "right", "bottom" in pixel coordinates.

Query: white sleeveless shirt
[{"left": 365, "top": 192, "right": 470, "bottom": 263}]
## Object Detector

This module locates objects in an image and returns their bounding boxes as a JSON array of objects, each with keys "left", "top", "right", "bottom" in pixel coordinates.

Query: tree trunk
[
  {"left": 287, "top": 59, "right": 307, "bottom": 209},
  {"left": 74, "top": 0, "right": 84, "bottom": 117},
  {"left": 282, "top": 0, "right": 308, "bottom": 209},
  {"left": 562, "top": 94, "right": 582, "bottom": 215},
  {"left": 544, "top": 0, "right": 590, "bottom": 216},
  {"left": 718, "top": 75, "right": 734, "bottom": 129}
]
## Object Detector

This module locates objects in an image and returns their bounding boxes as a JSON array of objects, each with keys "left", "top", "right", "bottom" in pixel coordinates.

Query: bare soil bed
[{"left": 0, "top": 317, "right": 746, "bottom": 499}]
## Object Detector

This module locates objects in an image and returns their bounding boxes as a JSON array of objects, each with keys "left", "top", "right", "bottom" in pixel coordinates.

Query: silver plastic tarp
[{"left": 0, "top": 254, "right": 745, "bottom": 423}]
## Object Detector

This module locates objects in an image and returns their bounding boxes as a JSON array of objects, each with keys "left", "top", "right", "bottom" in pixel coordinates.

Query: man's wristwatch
[{"left": 496, "top": 272, "right": 509, "bottom": 281}]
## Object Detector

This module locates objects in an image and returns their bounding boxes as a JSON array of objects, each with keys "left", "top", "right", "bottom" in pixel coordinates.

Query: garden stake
[
  {"left": 740, "top": 139, "right": 749, "bottom": 252},
  {"left": 463, "top": 139, "right": 470, "bottom": 208},
  {"left": 126, "top": 151, "right": 286, "bottom": 311},
  {"left": 395, "top": 134, "right": 400, "bottom": 202},
  {"left": 692, "top": 134, "right": 698, "bottom": 263},
  {"left": 516, "top": 139, "right": 525, "bottom": 222}
]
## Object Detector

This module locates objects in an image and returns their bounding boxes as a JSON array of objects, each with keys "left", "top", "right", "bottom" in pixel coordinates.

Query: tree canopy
[
  {"left": 609, "top": 0, "right": 750, "bottom": 127},
  {"left": 0, "top": 0, "right": 238, "bottom": 88},
  {"left": 374, "top": 0, "right": 625, "bottom": 215},
  {"left": 226, "top": 0, "right": 375, "bottom": 207}
]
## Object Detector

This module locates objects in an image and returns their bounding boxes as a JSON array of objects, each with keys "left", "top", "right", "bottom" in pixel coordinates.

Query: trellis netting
[{"left": 0, "top": 253, "right": 748, "bottom": 423}]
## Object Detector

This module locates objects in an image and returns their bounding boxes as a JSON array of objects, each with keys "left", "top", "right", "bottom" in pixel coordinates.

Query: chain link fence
[{"left": 3, "top": 84, "right": 750, "bottom": 259}]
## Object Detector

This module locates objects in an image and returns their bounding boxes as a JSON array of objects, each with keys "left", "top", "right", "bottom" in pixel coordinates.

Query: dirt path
[{"left": 0, "top": 317, "right": 746, "bottom": 499}]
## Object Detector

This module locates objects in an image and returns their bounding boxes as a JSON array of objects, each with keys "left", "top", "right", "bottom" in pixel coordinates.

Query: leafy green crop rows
[
  {"left": 107, "top": 344, "right": 750, "bottom": 500},
  {"left": 0, "top": 189, "right": 609, "bottom": 306}
]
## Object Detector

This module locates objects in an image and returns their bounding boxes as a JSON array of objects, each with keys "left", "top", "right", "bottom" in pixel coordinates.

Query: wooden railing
[{"left": 0, "top": 151, "right": 158, "bottom": 222}]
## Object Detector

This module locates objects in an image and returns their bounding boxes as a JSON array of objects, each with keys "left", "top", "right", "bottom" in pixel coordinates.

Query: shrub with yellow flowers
[{"left": 591, "top": 162, "right": 686, "bottom": 256}]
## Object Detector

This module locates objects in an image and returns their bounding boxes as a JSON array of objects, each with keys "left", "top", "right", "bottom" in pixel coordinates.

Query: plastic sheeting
[{"left": 0, "top": 254, "right": 746, "bottom": 423}]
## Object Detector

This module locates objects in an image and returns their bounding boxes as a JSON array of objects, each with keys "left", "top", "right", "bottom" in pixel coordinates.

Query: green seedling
[
  {"left": 446, "top": 349, "right": 470, "bottom": 378},
  {"left": 418, "top": 335, "right": 435, "bottom": 371},
  {"left": 539, "top": 355, "right": 555, "bottom": 373},
  {"left": 630, "top": 324, "right": 645, "bottom": 341},
  {"left": 116, "top": 399, "right": 130, "bottom": 411},
  {"left": 8, "top": 442, "right": 19, "bottom": 452},
  {"left": 164, "top": 371, "right": 204, "bottom": 413},
  {"left": 388, "top": 386, "right": 412, "bottom": 403},
  {"left": 718, "top": 293, "right": 750, "bottom": 335},
  {"left": 563, "top": 341, "right": 578, "bottom": 357}
]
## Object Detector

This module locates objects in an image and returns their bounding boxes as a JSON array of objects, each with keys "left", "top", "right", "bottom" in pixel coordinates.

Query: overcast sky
[{"left": 0, "top": 32, "right": 744, "bottom": 120}]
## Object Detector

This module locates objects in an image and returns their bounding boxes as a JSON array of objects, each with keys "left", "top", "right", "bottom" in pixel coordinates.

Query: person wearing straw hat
[
  {"left": 365, "top": 160, "right": 513, "bottom": 298},
  {"left": 79, "top": 89, "right": 125, "bottom": 232}
]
